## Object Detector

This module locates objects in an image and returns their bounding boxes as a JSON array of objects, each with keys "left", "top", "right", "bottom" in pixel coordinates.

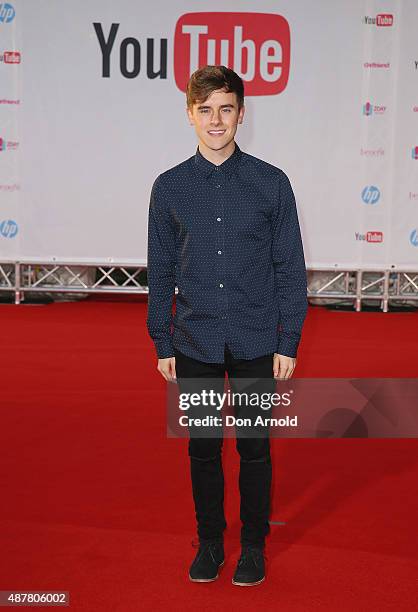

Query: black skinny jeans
[{"left": 174, "top": 344, "right": 275, "bottom": 547}]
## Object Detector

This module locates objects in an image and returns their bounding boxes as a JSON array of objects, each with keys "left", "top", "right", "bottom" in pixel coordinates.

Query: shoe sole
[
  {"left": 232, "top": 576, "right": 265, "bottom": 587},
  {"left": 189, "top": 560, "right": 225, "bottom": 582}
]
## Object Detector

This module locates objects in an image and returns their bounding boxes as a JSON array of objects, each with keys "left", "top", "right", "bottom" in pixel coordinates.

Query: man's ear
[
  {"left": 186, "top": 106, "right": 194, "bottom": 126},
  {"left": 238, "top": 104, "right": 245, "bottom": 125}
]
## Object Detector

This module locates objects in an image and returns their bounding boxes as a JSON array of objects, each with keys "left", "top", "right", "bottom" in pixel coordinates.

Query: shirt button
[
  {"left": 217, "top": 250, "right": 222, "bottom": 254},
  {"left": 216, "top": 184, "right": 221, "bottom": 188},
  {"left": 219, "top": 283, "right": 224, "bottom": 288},
  {"left": 216, "top": 217, "right": 221, "bottom": 222}
]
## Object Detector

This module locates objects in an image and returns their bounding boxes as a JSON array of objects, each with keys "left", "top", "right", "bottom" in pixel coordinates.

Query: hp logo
[
  {"left": 361, "top": 185, "right": 380, "bottom": 205},
  {"left": 0, "top": 219, "right": 18, "bottom": 238},
  {"left": 0, "top": 3, "right": 15, "bottom": 23},
  {"left": 410, "top": 229, "right": 418, "bottom": 247}
]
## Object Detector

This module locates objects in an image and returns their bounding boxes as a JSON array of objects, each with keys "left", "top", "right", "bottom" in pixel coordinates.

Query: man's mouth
[{"left": 208, "top": 130, "right": 226, "bottom": 136}]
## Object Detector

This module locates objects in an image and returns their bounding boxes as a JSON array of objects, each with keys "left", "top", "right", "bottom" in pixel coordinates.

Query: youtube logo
[
  {"left": 174, "top": 13, "right": 290, "bottom": 95},
  {"left": 94, "top": 12, "right": 290, "bottom": 96},
  {"left": 376, "top": 14, "right": 393, "bottom": 26},
  {"left": 364, "top": 14, "right": 394, "bottom": 27},
  {"left": 355, "top": 231, "right": 384, "bottom": 243},
  {"left": 367, "top": 231, "right": 383, "bottom": 243},
  {"left": 4, "top": 51, "right": 21, "bottom": 64}
]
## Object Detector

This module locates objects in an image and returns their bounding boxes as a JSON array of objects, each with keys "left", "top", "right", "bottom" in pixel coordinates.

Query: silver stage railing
[{"left": 0, "top": 261, "right": 417, "bottom": 311}]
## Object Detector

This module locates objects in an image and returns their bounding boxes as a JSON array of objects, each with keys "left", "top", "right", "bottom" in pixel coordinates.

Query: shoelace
[
  {"left": 237, "top": 546, "right": 267, "bottom": 568},
  {"left": 191, "top": 538, "right": 222, "bottom": 564}
]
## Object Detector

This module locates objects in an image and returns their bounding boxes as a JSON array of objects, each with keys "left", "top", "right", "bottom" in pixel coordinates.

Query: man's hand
[
  {"left": 157, "top": 357, "right": 177, "bottom": 382},
  {"left": 273, "top": 353, "right": 296, "bottom": 380}
]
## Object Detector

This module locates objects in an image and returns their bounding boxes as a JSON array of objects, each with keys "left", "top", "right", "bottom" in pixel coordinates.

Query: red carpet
[{"left": 0, "top": 297, "right": 417, "bottom": 611}]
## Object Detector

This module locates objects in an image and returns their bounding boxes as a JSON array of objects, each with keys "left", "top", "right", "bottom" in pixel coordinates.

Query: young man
[{"left": 147, "top": 66, "right": 307, "bottom": 586}]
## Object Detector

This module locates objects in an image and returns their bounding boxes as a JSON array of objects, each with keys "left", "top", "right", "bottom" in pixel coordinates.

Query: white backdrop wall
[{"left": 0, "top": 0, "right": 417, "bottom": 269}]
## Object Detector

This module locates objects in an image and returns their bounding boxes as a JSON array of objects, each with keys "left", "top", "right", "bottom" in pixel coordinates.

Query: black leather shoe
[
  {"left": 189, "top": 538, "right": 225, "bottom": 582},
  {"left": 232, "top": 544, "right": 266, "bottom": 586}
]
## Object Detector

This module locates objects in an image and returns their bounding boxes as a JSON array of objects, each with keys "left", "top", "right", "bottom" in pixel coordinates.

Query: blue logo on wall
[
  {"left": 0, "top": 219, "right": 18, "bottom": 238},
  {"left": 0, "top": 3, "right": 15, "bottom": 23},
  {"left": 410, "top": 229, "right": 418, "bottom": 247},
  {"left": 361, "top": 185, "right": 380, "bottom": 204}
]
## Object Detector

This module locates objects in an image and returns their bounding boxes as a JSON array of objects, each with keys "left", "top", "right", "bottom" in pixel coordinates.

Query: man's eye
[
  {"left": 222, "top": 108, "right": 232, "bottom": 113},
  {"left": 199, "top": 109, "right": 209, "bottom": 113}
]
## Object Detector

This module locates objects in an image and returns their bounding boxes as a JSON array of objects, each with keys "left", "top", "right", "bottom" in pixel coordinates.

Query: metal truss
[
  {"left": 0, "top": 262, "right": 148, "bottom": 304},
  {"left": 307, "top": 269, "right": 418, "bottom": 311},
  {"left": 0, "top": 262, "right": 417, "bottom": 311}
]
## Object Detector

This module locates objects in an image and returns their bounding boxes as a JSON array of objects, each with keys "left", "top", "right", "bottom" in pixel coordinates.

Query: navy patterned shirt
[{"left": 146, "top": 142, "right": 307, "bottom": 363}]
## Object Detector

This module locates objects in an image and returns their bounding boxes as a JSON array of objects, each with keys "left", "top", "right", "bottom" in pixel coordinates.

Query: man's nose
[{"left": 211, "top": 110, "right": 221, "bottom": 125}]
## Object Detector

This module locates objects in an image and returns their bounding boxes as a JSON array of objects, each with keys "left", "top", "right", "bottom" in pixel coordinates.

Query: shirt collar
[{"left": 194, "top": 142, "right": 242, "bottom": 179}]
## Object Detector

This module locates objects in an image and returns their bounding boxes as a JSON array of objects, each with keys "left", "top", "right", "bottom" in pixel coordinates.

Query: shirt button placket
[
  {"left": 215, "top": 166, "right": 221, "bottom": 189},
  {"left": 214, "top": 171, "right": 227, "bottom": 323}
]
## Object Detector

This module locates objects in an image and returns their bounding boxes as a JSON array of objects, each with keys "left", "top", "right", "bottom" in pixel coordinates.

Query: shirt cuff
[
  {"left": 276, "top": 335, "right": 299, "bottom": 358},
  {"left": 155, "top": 338, "right": 175, "bottom": 359}
]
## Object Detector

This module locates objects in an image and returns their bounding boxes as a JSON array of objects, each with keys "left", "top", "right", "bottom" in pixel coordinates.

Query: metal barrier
[{"left": 0, "top": 261, "right": 417, "bottom": 311}]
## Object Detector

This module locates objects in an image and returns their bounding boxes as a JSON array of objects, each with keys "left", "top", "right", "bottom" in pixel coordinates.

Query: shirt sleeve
[
  {"left": 271, "top": 170, "right": 308, "bottom": 358},
  {"left": 146, "top": 175, "right": 176, "bottom": 359}
]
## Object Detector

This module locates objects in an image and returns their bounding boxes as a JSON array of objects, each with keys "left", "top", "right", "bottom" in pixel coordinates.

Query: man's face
[{"left": 187, "top": 89, "right": 245, "bottom": 152}]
